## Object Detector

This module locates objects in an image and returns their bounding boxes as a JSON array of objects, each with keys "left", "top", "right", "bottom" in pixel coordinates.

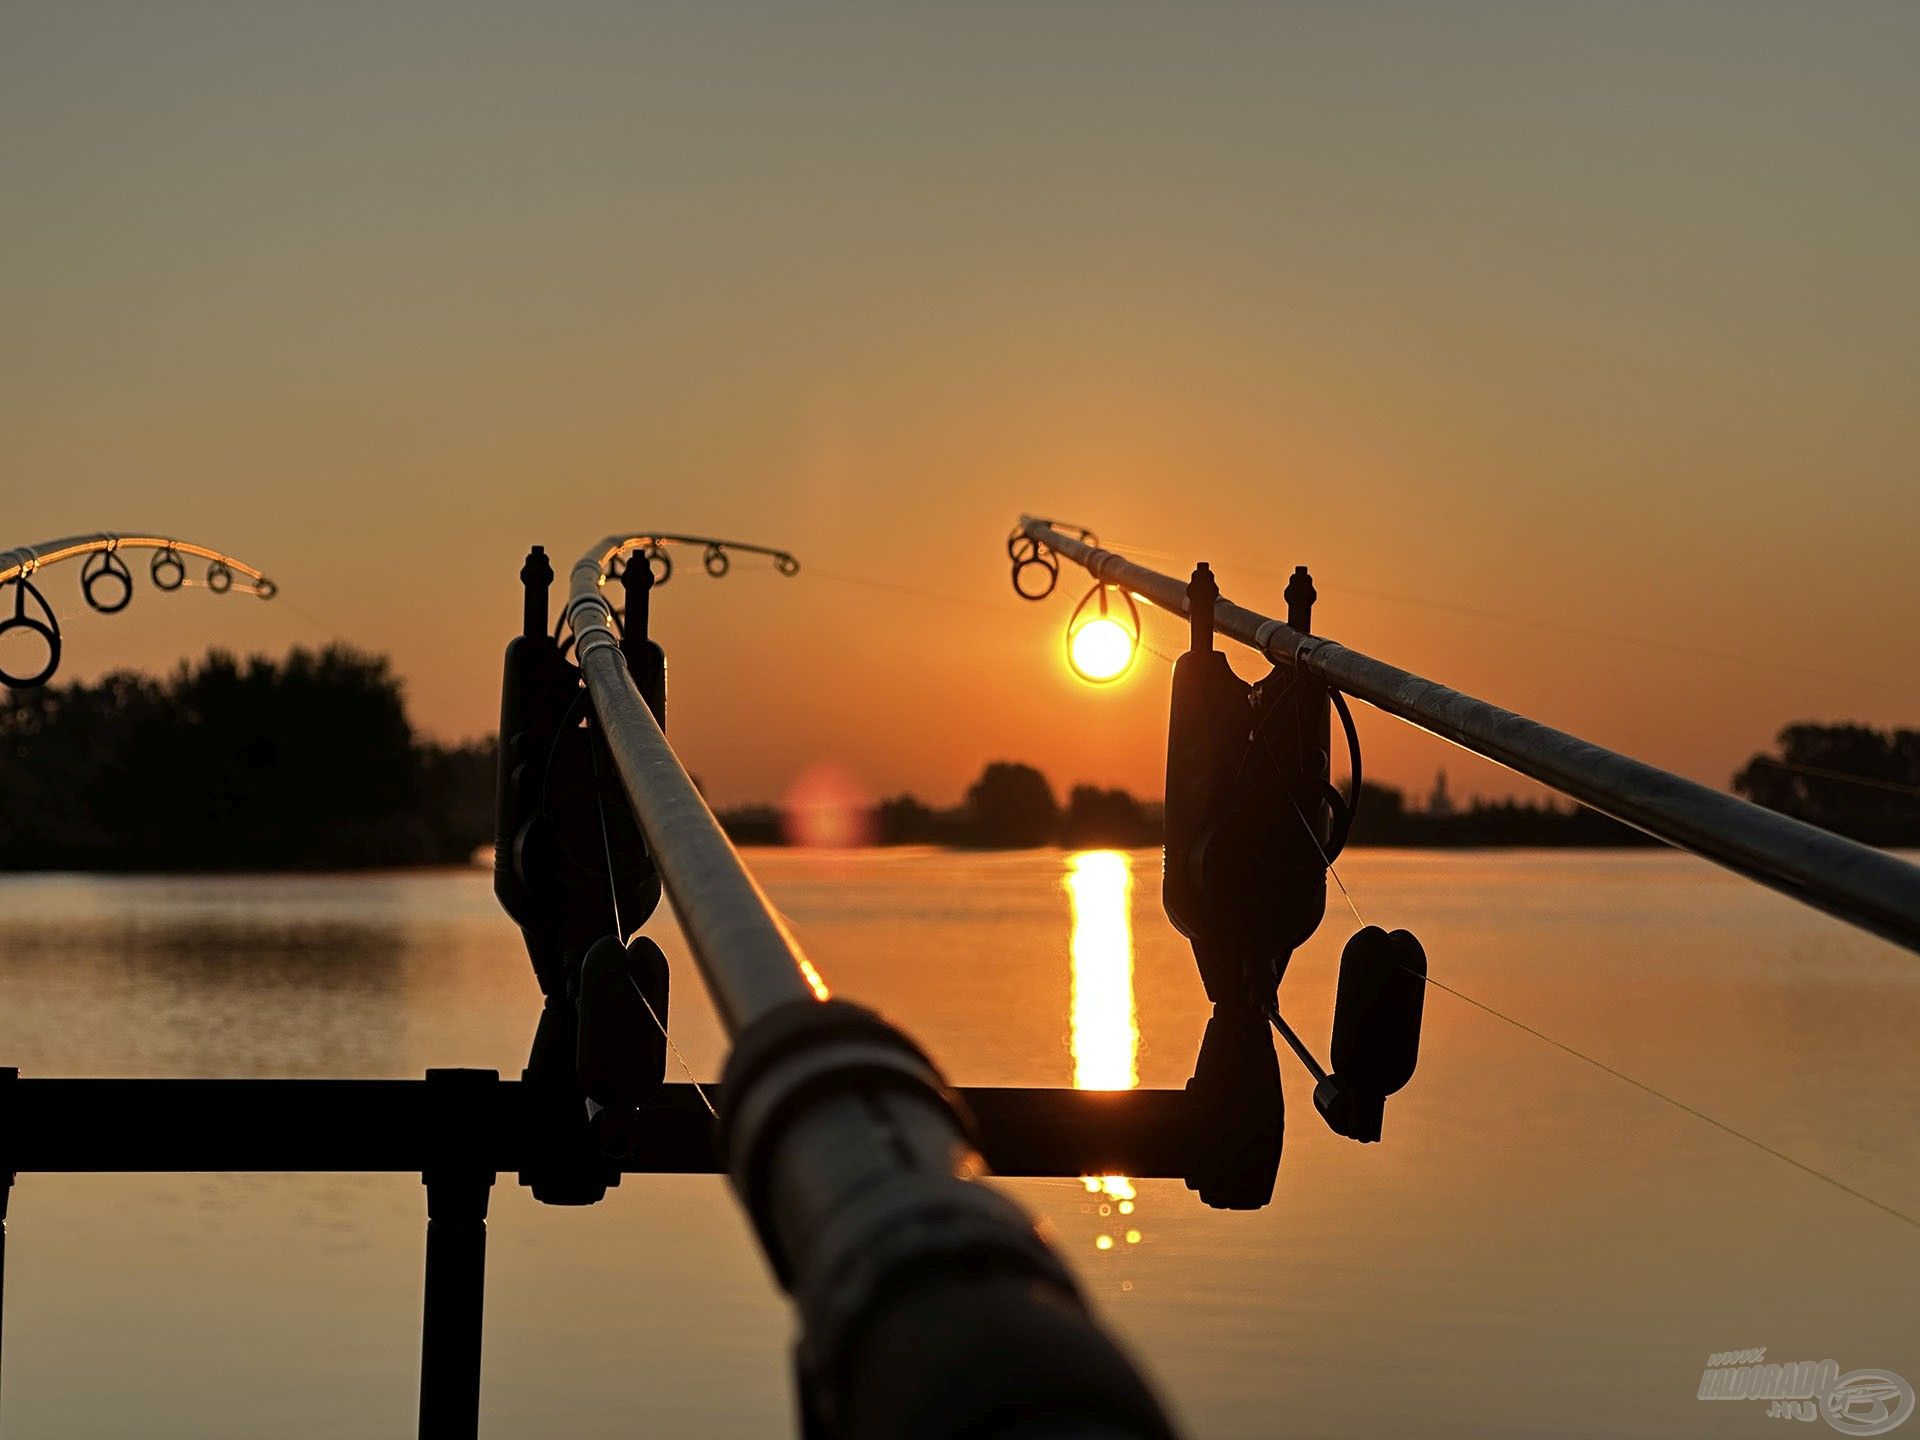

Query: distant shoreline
[
  {"left": 8, "top": 841, "right": 1916, "bottom": 877},
  {"left": 8, "top": 656, "right": 1908, "bottom": 867},
  {"left": 0, "top": 841, "right": 1719, "bottom": 879},
  {"left": 714, "top": 833, "right": 1662, "bottom": 852}
]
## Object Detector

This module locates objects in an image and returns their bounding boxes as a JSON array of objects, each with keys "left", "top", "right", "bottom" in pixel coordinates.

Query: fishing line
[
  {"left": 631, "top": 974, "right": 717, "bottom": 1120},
  {"left": 1100, "top": 535, "right": 1912, "bottom": 700},
  {"left": 1745, "top": 757, "right": 1920, "bottom": 799},
  {"left": 807, "top": 563, "right": 1182, "bottom": 665},
  {"left": 1303, "top": 797, "right": 1367, "bottom": 931},
  {"left": 805, "top": 566, "right": 1008, "bottom": 616},
  {"left": 588, "top": 723, "right": 717, "bottom": 1118},
  {"left": 1131, "top": 604, "right": 1182, "bottom": 667},
  {"left": 278, "top": 596, "right": 348, "bottom": 639},
  {"left": 1413, "top": 965, "right": 1917, "bottom": 1231},
  {"left": 1275, "top": 779, "right": 1920, "bottom": 1232}
]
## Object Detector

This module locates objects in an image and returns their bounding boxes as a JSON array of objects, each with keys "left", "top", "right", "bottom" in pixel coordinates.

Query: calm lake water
[{"left": 2, "top": 849, "right": 1916, "bottom": 1438}]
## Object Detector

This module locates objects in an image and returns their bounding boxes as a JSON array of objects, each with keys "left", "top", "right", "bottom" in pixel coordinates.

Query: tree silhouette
[
  {"left": 964, "top": 762, "right": 1059, "bottom": 847},
  {"left": 877, "top": 794, "right": 940, "bottom": 844},
  {"left": 0, "top": 646, "right": 494, "bottom": 869},
  {"left": 1734, "top": 723, "right": 1920, "bottom": 846},
  {"left": 1062, "top": 784, "right": 1155, "bottom": 848}
]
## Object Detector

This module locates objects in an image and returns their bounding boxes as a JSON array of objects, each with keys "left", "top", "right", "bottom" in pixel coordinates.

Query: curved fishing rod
[
  {"left": 484, "top": 536, "right": 1175, "bottom": 1439},
  {"left": 0, "top": 532, "right": 278, "bottom": 690},
  {"left": 587, "top": 530, "right": 801, "bottom": 587},
  {"left": 554, "top": 530, "right": 802, "bottom": 659},
  {"left": 1013, "top": 515, "right": 1920, "bottom": 954}
]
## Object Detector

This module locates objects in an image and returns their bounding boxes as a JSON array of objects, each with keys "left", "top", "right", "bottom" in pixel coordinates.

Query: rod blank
[
  {"left": 566, "top": 541, "right": 820, "bottom": 1033},
  {"left": 0, "top": 533, "right": 274, "bottom": 592},
  {"left": 1020, "top": 515, "right": 1920, "bottom": 954}
]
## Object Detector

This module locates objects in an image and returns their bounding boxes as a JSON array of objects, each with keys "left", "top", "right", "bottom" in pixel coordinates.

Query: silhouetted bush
[
  {"left": 963, "top": 762, "right": 1059, "bottom": 847},
  {"left": 715, "top": 804, "right": 783, "bottom": 846},
  {"left": 876, "top": 794, "right": 939, "bottom": 844},
  {"left": 1062, "top": 784, "right": 1158, "bottom": 848},
  {"left": 1734, "top": 723, "right": 1919, "bottom": 846}
]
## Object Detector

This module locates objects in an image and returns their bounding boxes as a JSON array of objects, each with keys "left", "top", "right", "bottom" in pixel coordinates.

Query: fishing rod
[
  {"left": 487, "top": 534, "right": 1177, "bottom": 1440},
  {"left": 1011, "top": 515, "right": 1920, "bottom": 955},
  {"left": 0, "top": 532, "right": 278, "bottom": 691}
]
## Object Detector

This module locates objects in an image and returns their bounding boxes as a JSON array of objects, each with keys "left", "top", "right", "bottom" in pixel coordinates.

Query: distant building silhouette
[{"left": 1426, "top": 769, "right": 1455, "bottom": 817}]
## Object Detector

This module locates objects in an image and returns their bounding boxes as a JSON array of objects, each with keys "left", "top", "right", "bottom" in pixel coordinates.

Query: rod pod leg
[
  {"left": 1, "top": 1066, "right": 14, "bottom": 1420},
  {"left": 0, "top": 1174, "right": 9, "bottom": 1420},
  {"left": 418, "top": 1069, "right": 496, "bottom": 1440}
]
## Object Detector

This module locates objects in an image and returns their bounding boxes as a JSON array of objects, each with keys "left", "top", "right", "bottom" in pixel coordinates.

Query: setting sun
[{"left": 1068, "top": 616, "right": 1136, "bottom": 685}]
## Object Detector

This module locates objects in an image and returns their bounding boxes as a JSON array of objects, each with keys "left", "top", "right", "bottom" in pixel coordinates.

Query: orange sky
[{"left": 4, "top": 3, "right": 1916, "bottom": 809}]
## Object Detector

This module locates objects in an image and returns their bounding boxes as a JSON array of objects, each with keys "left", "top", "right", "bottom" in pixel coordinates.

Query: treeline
[
  {"left": 716, "top": 761, "right": 1657, "bottom": 849},
  {"left": 5, "top": 648, "right": 1907, "bottom": 869},
  {"left": 1343, "top": 783, "right": 1653, "bottom": 848},
  {"left": 0, "top": 647, "right": 493, "bottom": 870},
  {"left": 721, "top": 726, "right": 1918, "bottom": 851}
]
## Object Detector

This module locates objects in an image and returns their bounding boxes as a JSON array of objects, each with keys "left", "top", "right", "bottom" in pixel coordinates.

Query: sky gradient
[{"left": 4, "top": 2, "right": 1916, "bottom": 810}]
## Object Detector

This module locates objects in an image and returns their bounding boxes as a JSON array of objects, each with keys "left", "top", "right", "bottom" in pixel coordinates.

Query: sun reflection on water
[
  {"left": 1067, "top": 850, "right": 1138, "bottom": 1091},
  {"left": 1065, "top": 850, "right": 1144, "bottom": 1270}
]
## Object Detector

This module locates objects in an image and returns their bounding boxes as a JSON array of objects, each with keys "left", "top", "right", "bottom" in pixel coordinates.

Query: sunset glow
[
  {"left": 7, "top": 9, "right": 1915, "bottom": 1431},
  {"left": 780, "top": 762, "right": 878, "bottom": 849},
  {"left": 2, "top": 6, "right": 1913, "bottom": 815}
]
